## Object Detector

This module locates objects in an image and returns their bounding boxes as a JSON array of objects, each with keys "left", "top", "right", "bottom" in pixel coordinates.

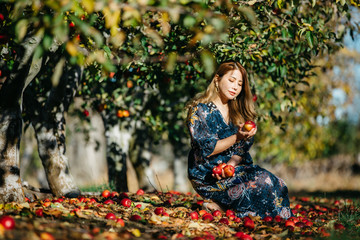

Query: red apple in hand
[
  {"left": 212, "top": 166, "right": 222, "bottom": 175},
  {"left": 224, "top": 165, "right": 235, "bottom": 177},
  {"left": 243, "top": 121, "right": 256, "bottom": 132}
]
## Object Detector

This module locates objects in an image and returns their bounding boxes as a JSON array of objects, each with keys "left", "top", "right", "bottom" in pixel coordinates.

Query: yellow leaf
[
  {"left": 103, "top": 7, "right": 121, "bottom": 29},
  {"left": 66, "top": 41, "right": 78, "bottom": 56},
  {"left": 130, "top": 229, "right": 141, "bottom": 237},
  {"left": 81, "top": 0, "right": 94, "bottom": 13},
  {"left": 16, "top": 19, "right": 28, "bottom": 41}
]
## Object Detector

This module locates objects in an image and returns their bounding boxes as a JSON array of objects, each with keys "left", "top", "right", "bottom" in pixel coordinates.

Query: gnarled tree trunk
[
  {"left": 23, "top": 59, "right": 81, "bottom": 197},
  {"left": 0, "top": 35, "right": 44, "bottom": 202}
]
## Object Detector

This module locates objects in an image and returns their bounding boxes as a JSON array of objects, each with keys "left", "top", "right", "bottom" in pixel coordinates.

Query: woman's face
[{"left": 216, "top": 70, "right": 243, "bottom": 102}]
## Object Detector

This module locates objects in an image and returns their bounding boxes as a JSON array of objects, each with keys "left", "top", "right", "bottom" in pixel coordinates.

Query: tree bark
[
  {"left": 0, "top": 108, "right": 25, "bottom": 202},
  {"left": 129, "top": 127, "right": 155, "bottom": 191},
  {"left": 23, "top": 61, "right": 82, "bottom": 197},
  {"left": 103, "top": 119, "right": 135, "bottom": 192}
]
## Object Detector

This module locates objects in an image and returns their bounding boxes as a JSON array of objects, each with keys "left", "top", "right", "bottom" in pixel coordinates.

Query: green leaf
[
  {"left": 183, "top": 15, "right": 196, "bottom": 28},
  {"left": 268, "top": 64, "right": 277, "bottom": 73},
  {"left": 15, "top": 19, "right": 28, "bottom": 41},
  {"left": 43, "top": 35, "right": 53, "bottom": 50},
  {"left": 305, "top": 31, "right": 314, "bottom": 49},
  {"left": 200, "top": 50, "right": 215, "bottom": 78},
  {"left": 280, "top": 65, "right": 287, "bottom": 77}
]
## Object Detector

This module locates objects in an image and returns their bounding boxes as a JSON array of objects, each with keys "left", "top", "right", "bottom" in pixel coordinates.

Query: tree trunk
[
  {"left": 23, "top": 62, "right": 82, "bottom": 198},
  {"left": 0, "top": 108, "right": 25, "bottom": 202},
  {"left": 129, "top": 128, "right": 155, "bottom": 191},
  {"left": 103, "top": 120, "right": 135, "bottom": 192},
  {"left": 0, "top": 37, "right": 42, "bottom": 202}
]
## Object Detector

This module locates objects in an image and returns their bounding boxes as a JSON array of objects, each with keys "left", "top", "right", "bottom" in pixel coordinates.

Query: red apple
[
  {"left": 219, "top": 217, "right": 230, "bottom": 225},
  {"left": 263, "top": 216, "right": 272, "bottom": 222},
  {"left": 0, "top": 14, "right": 4, "bottom": 22},
  {"left": 224, "top": 165, "right": 235, "bottom": 177},
  {"left": 199, "top": 210, "right": 208, "bottom": 216},
  {"left": 127, "top": 80, "right": 134, "bottom": 88},
  {"left": 69, "top": 22, "right": 75, "bottom": 28},
  {"left": 244, "top": 217, "right": 254, "bottom": 229},
  {"left": 190, "top": 211, "right": 199, "bottom": 220},
  {"left": 105, "top": 213, "right": 117, "bottom": 220},
  {"left": 202, "top": 213, "right": 214, "bottom": 222},
  {"left": 154, "top": 207, "right": 164, "bottom": 216},
  {"left": 212, "top": 166, "right": 222, "bottom": 175},
  {"left": 136, "top": 189, "right": 145, "bottom": 195},
  {"left": 110, "top": 191, "right": 119, "bottom": 198},
  {"left": 116, "top": 110, "right": 124, "bottom": 118},
  {"left": 116, "top": 218, "right": 125, "bottom": 227},
  {"left": 285, "top": 220, "right": 295, "bottom": 227},
  {"left": 35, "top": 208, "right": 44, "bottom": 217},
  {"left": 130, "top": 214, "right": 142, "bottom": 221},
  {"left": 234, "top": 217, "right": 242, "bottom": 223},
  {"left": 123, "top": 110, "right": 130, "bottom": 117},
  {"left": 218, "top": 163, "right": 227, "bottom": 169},
  {"left": 175, "top": 233, "right": 184, "bottom": 238},
  {"left": 212, "top": 210, "right": 222, "bottom": 217},
  {"left": 305, "top": 221, "right": 313, "bottom": 227},
  {"left": 83, "top": 109, "right": 89, "bottom": 117},
  {"left": 226, "top": 210, "right": 235, "bottom": 217},
  {"left": 252, "top": 94, "right": 257, "bottom": 102},
  {"left": 0, "top": 216, "right": 15, "bottom": 230},
  {"left": 274, "top": 215, "right": 282, "bottom": 222},
  {"left": 120, "top": 198, "right": 132, "bottom": 208},
  {"left": 243, "top": 121, "right": 256, "bottom": 132},
  {"left": 104, "top": 199, "right": 114, "bottom": 204},
  {"left": 334, "top": 223, "right": 345, "bottom": 230},
  {"left": 102, "top": 190, "right": 110, "bottom": 198},
  {"left": 235, "top": 232, "right": 253, "bottom": 240}
]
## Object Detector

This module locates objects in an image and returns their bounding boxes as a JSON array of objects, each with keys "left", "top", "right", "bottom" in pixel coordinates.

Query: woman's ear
[{"left": 213, "top": 74, "right": 219, "bottom": 83}]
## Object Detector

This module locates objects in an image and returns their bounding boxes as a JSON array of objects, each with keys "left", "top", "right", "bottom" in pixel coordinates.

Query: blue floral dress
[{"left": 187, "top": 102, "right": 292, "bottom": 219}]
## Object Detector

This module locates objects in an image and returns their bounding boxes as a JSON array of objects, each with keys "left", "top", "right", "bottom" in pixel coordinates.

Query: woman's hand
[
  {"left": 236, "top": 123, "right": 257, "bottom": 141},
  {"left": 212, "top": 163, "right": 226, "bottom": 180}
]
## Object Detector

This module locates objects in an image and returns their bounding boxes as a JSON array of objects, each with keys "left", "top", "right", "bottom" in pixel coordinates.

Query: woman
[{"left": 186, "top": 61, "right": 292, "bottom": 219}]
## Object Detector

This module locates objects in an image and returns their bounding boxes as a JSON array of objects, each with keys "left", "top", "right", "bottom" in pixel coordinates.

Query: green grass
[
  {"left": 328, "top": 201, "right": 360, "bottom": 240},
  {"left": 79, "top": 183, "right": 114, "bottom": 193}
]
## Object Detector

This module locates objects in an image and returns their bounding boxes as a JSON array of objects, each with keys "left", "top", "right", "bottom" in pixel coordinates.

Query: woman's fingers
[{"left": 212, "top": 173, "right": 222, "bottom": 180}]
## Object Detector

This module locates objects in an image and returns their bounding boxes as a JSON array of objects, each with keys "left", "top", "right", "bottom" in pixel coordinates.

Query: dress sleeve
[
  {"left": 188, "top": 104, "right": 219, "bottom": 159},
  {"left": 232, "top": 136, "right": 254, "bottom": 165}
]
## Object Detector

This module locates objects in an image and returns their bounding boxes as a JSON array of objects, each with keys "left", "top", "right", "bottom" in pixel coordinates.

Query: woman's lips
[{"left": 229, "top": 91, "right": 236, "bottom": 96}]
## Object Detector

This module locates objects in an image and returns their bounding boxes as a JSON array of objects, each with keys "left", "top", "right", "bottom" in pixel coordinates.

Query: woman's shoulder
[{"left": 193, "top": 102, "right": 215, "bottom": 112}]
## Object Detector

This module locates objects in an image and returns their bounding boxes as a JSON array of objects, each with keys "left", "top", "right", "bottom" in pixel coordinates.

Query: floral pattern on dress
[{"left": 187, "top": 102, "right": 293, "bottom": 219}]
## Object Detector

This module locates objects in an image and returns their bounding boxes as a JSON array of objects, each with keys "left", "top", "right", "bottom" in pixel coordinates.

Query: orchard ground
[{"left": 0, "top": 189, "right": 359, "bottom": 240}]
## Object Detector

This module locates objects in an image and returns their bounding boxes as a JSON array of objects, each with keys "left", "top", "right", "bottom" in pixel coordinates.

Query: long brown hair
[{"left": 186, "top": 62, "right": 257, "bottom": 126}]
